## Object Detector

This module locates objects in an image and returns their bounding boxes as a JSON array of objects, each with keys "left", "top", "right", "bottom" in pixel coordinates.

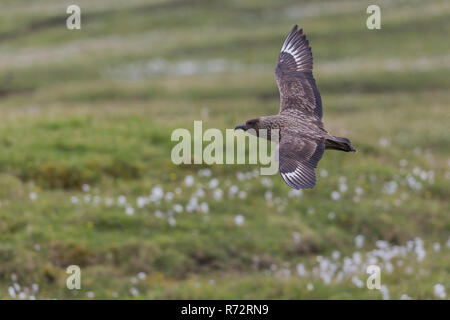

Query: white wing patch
[
  {"left": 278, "top": 26, "right": 313, "bottom": 73},
  {"left": 280, "top": 162, "right": 316, "bottom": 189},
  {"left": 281, "top": 46, "right": 302, "bottom": 66}
]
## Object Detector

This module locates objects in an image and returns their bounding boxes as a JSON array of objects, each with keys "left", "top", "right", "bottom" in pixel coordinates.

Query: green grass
[{"left": 0, "top": 0, "right": 448, "bottom": 299}]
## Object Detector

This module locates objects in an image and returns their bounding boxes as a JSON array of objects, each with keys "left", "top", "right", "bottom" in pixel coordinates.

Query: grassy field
[{"left": 0, "top": 0, "right": 448, "bottom": 299}]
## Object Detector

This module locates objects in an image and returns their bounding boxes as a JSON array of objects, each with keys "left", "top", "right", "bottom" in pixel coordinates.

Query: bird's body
[{"left": 235, "top": 25, "right": 355, "bottom": 189}]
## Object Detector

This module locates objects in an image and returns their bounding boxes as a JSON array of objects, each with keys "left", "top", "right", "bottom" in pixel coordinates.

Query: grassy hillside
[{"left": 0, "top": 0, "right": 448, "bottom": 299}]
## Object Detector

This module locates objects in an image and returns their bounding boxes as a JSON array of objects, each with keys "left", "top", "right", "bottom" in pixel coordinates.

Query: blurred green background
[{"left": 0, "top": 0, "right": 448, "bottom": 299}]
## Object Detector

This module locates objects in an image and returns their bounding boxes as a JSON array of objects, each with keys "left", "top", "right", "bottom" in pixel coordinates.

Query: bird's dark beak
[{"left": 234, "top": 124, "right": 247, "bottom": 131}]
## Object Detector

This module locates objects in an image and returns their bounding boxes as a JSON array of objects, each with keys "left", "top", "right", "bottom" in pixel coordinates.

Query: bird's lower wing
[{"left": 278, "top": 135, "right": 325, "bottom": 189}]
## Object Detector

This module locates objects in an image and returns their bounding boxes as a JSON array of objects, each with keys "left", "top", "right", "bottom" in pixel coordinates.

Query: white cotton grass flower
[
  {"left": 400, "top": 294, "right": 412, "bottom": 300},
  {"left": 186, "top": 196, "right": 198, "bottom": 212},
  {"left": 150, "top": 186, "right": 164, "bottom": 201},
  {"left": 234, "top": 214, "right": 245, "bottom": 226},
  {"left": 228, "top": 185, "right": 239, "bottom": 196},
  {"left": 261, "top": 178, "right": 273, "bottom": 188},
  {"left": 70, "top": 196, "right": 79, "bottom": 204},
  {"left": 296, "top": 263, "right": 307, "bottom": 276},
  {"left": 328, "top": 211, "right": 336, "bottom": 220},
  {"left": 82, "top": 184, "right": 90, "bottom": 192},
  {"left": 351, "top": 276, "right": 364, "bottom": 288},
  {"left": 83, "top": 195, "right": 91, "bottom": 203},
  {"left": 195, "top": 188, "right": 205, "bottom": 198},
  {"left": 379, "top": 137, "right": 390, "bottom": 147},
  {"left": 8, "top": 286, "right": 16, "bottom": 298},
  {"left": 130, "top": 287, "right": 139, "bottom": 297},
  {"left": 332, "top": 251, "right": 340, "bottom": 260},
  {"left": 433, "top": 242, "right": 441, "bottom": 252},
  {"left": 117, "top": 195, "right": 127, "bottom": 206},
  {"left": 198, "top": 168, "right": 211, "bottom": 178},
  {"left": 355, "top": 186, "right": 364, "bottom": 196},
  {"left": 29, "top": 192, "right": 37, "bottom": 201},
  {"left": 93, "top": 196, "right": 101, "bottom": 205},
  {"left": 352, "top": 252, "right": 362, "bottom": 265},
  {"left": 165, "top": 192, "right": 174, "bottom": 201},
  {"left": 137, "top": 196, "right": 147, "bottom": 208},
  {"left": 385, "top": 262, "right": 394, "bottom": 274},
  {"left": 18, "top": 291, "right": 26, "bottom": 299},
  {"left": 288, "top": 189, "right": 303, "bottom": 197},
  {"left": 238, "top": 191, "right": 247, "bottom": 199},
  {"left": 213, "top": 189, "right": 223, "bottom": 200},
  {"left": 184, "top": 175, "right": 194, "bottom": 187},
  {"left": 173, "top": 204, "right": 183, "bottom": 213},
  {"left": 200, "top": 202, "right": 209, "bottom": 214},
  {"left": 355, "top": 235, "right": 365, "bottom": 248},
  {"left": 414, "top": 237, "right": 426, "bottom": 262},
  {"left": 154, "top": 210, "right": 163, "bottom": 218},
  {"left": 320, "top": 169, "right": 328, "bottom": 177},
  {"left": 405, "top": 174, "right": 422, "bottom": 190},
  {"left": 86, "top": 291, "right": 95, "bottom": 298},
  {"left": 331, "top": 191, "right": 341, "bottom": 200},
  {"left": 380, "top": 285, "right": 390, "bottom": 300},
  {"left": 433, "top": 284, "right": 446, "bottom": 299},
  {"left": 168, "top": 216, "right": 176, "bottom": 226},
  {"left": 208, "top": 178, "right": 219, "bottom": 189},
  {"left": 125, "top": 206, "right": 135, "bottom": 216},
  {"left": 307, "top": 283, "right": 314, "bottom": 291},
  {"left": 383, "top": 181, "right": 398, "bottom": 194},
  {"left": 137, "top": 272, "right": 146, "bottom": 280}
]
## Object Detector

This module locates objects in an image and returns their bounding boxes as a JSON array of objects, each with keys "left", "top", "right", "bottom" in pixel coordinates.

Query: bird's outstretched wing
[
  {"left": 278, "top": 134, "right": 324, "bottom": 189},
  {"left": 275, "top": 25, "right": 322, "bottom": 119}
]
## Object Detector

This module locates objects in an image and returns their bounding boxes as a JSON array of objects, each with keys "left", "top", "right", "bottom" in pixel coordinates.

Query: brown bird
[{"left": 235, "top": 25, "right": 355, "bottom": 189}]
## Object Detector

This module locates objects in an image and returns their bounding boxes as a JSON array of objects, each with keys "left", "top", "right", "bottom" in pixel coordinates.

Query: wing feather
[
  {"left": 275, "top": 25, "right": 322, "bottom": 119},
  {"left": 278, "top": 135, "right": 324, "bottom": 189}
]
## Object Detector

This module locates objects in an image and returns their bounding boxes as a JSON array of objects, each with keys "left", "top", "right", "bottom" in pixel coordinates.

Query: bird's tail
[{"left": 325, "top": 136, "right": 356, "bottom": 152}]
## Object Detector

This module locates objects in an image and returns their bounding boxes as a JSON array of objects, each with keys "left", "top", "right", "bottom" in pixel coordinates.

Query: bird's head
[{"left": 234, "top": 118, "right": 261, "bottom": 132}]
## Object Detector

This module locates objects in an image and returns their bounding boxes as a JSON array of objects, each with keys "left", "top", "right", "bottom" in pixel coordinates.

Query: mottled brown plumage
[{"left": 235, "top": 25, "right": 355, "bottom": 189}]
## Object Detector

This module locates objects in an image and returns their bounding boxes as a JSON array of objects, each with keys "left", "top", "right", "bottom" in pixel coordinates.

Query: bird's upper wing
[
  {"left": 275, "top": 25, "right": 322, "bottom": 119},
  {"left": 278, "top": 133, "right": 324, "bottom": 189}
]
